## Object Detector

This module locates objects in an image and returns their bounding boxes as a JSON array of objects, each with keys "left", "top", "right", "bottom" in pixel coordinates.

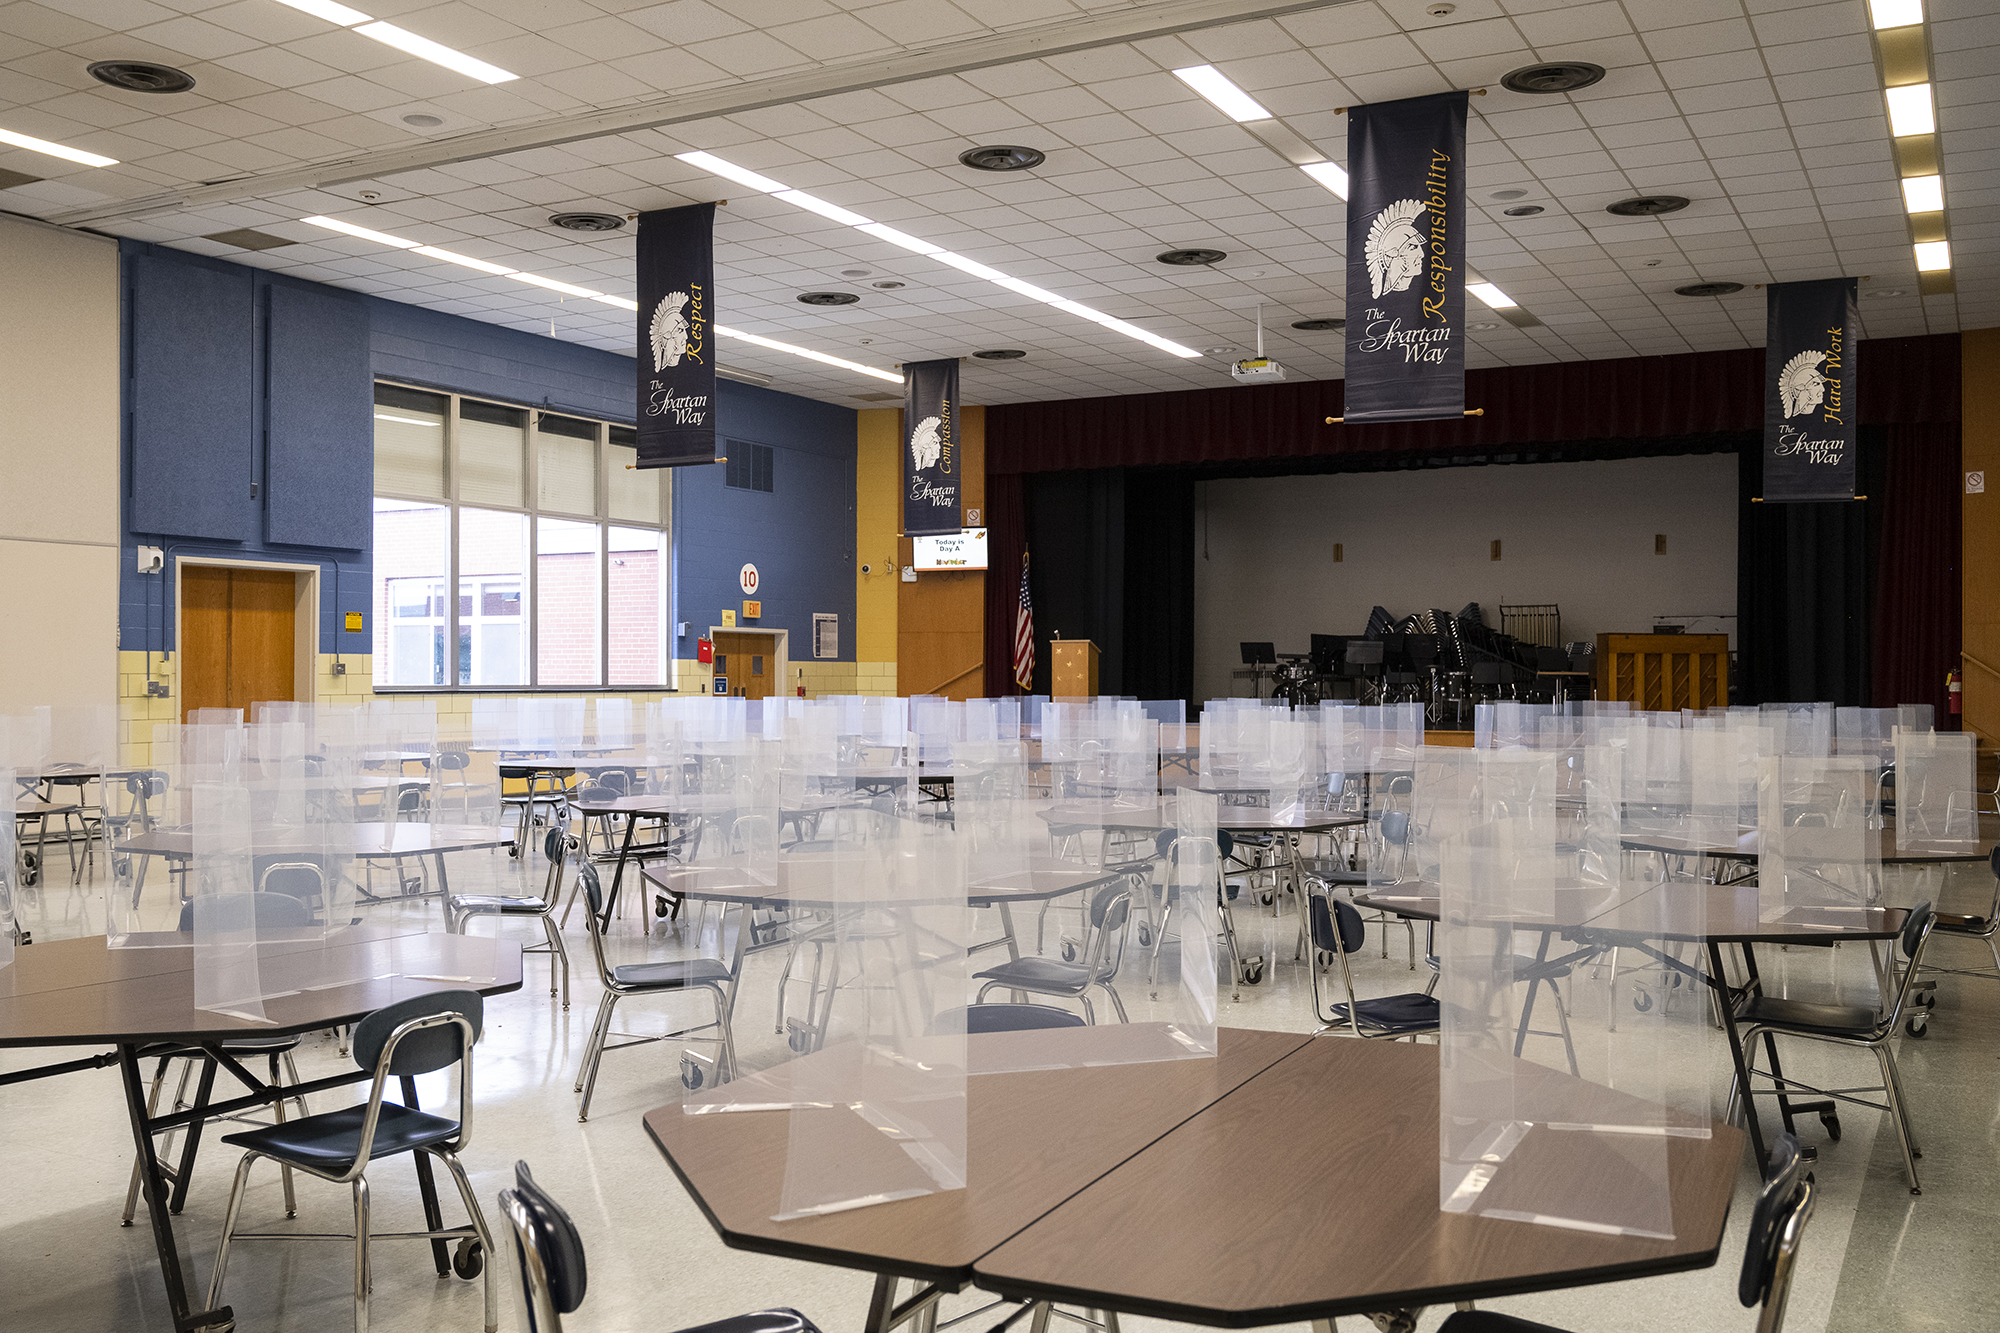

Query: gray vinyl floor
[{"left": 3, "top": 821, "right": 1997, "bottom": 1333}]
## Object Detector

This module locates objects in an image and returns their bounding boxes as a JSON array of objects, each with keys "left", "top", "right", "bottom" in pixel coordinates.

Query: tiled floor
[{"left": 4, "top": 827, "right": 1996, "bottom": 1333}]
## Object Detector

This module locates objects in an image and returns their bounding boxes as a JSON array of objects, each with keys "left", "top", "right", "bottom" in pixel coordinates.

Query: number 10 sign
[{"left": 739, "top": 563, "right": 759, "bottom": 595}]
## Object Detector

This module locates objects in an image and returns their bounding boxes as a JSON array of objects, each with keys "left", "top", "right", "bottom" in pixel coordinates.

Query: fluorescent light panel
[
  {"left": 1172, "top": 65, "right": 1272, "bottom": 123},
  {"left": 1299, "top": 160, "right": 1349, "bottom": 199},
  {"left": 1868, "top": 0, "right": 1923, "bottom": 28},
  {"left": 266, "top": 1, "right": 516, "bottom": 84},
  {"left": 0, "top": 126, "right": 115, "bottom": 167},
  {"left": 1914, "top": 240, "right": 1950, "bottom": 271},
  {"left": 1885, "top": 83, "right": 1935, "bottom": 136},
  {"left": 1467, "top": 282, "right": 1517, "bottom": 309},
  {"left": 274, "top": 0, "right": 372, "bottom": 24},
  {"left": 1901, "top": 174, "right": 1943, "bottom": 213},
  {"left": 302, "top": 214, "right": 895, "bottom": 382},
  {"left": 673, "top": 150, "right": 1201, "bottom": 359}
]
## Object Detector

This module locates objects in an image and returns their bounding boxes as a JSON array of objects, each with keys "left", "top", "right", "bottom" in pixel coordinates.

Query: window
[
  {"left": 371, "top": 384, "right": 673, "bottom": 689},
  {"left": 726, "top": 442, "right": 773, "bottom": 492}
]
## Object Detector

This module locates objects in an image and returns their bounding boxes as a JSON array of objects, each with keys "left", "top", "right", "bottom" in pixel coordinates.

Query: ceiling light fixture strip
[
  {"left": 0, "top": 125, "right": 116, "bottom": 167},
  {"left": 272, "top": 0, "right": 516, "bottom": 84},
  {"left": 675, "top": 150, "right": 1201, "bottom": 359},
  {"left": 1866, "top": 0, "right": 1952, "bottom": 292},
  {"left": 301, "top": 215, "right": 900, "bottom": 380}
]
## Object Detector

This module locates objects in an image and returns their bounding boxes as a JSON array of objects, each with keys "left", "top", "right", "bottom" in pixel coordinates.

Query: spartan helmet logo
[
  {"left": 1779, "top": 349, "right": 1829, "bottom": 418},
  {"left": 909, "top": 415, "right": 943, "bottom": 473},
  {"left": 1364, "top": 198, "right": 1428, "bottom": 299},
  {"left": 650, "top": 291, "right": 691, "bottom": 372}
]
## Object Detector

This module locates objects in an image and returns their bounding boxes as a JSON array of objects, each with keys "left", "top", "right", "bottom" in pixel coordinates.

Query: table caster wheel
[
  {"left": 1905, "top": 1014, "right": 1929, "bottom": 1038},
  {"left": 1633, "top": 991, "right": 1653, "bottom": 1013},
  {"left": 681, "top": 1055, "right": 705, "bottom": 1091},
  {"left": 655, "top": 895, "right": 671, "bottom": 918},
  {"left": 452, "top": 1238, "right": 482, "bottom": 1279},
  {"left": 1820, "top": 1109, "right": 1842, "bottom": 1141},
  {"left": 1137, "top": 923, "right": 1153, "bottom": 948},
  {"left": 1240, "top": 958, "right": 1265, "bottom": 985}
]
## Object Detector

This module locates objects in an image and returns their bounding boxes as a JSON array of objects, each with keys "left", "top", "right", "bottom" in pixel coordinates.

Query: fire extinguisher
[{"left": 1947, "top": 667, "right": 1962, "bottom": 715}]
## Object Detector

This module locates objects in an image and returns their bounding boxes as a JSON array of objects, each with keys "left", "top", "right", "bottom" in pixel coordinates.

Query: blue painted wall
[{"left": 120, "top": 243, "right": 857, "bottom": 670}]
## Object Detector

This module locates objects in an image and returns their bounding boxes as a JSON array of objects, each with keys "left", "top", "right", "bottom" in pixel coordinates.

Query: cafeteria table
[
  {"left": 0, "top": 927, "right": 523, "bottom": 1333},
  {"left": 1622, "top": 823, "right": 1999, "bottom": 868},
  {"left": 121, "top": 822, "right": 517, "bottom": 922},
  {"left": 1356, "top": 881, "right": 1909, "bottom": 1170},
  {"left": 647, "top": 1025, "right": 1741, "bottom": 1332}
]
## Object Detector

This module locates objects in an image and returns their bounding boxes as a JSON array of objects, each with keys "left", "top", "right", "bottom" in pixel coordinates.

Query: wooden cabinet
[{"left": 1596, "top": 633, "right": 1729, "bottom": 711}]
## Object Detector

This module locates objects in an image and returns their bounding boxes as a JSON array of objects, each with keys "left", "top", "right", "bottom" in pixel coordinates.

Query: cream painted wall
[
  {"left": 1192, "top": 454, "right": 1741, "bottom": 702},
  {"left": 0, "top": 214, "right": 120, "bottom": 717}
]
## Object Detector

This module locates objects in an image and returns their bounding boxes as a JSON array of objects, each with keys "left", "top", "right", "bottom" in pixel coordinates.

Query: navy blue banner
[
  {"left": 1764, "top": 277, "right": 1858, "bottom": 503},
  {"left": 903, "top": 357, "right": 960, "bottom": 536},
  {"left": 635, "top": 202, "right": 716, "bottom": 468},
  {"left": 1343, "top": 90, "right": 1468, "bottom": 424}
]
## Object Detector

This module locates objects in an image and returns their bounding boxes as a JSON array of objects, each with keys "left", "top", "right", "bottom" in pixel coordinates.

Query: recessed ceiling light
[
  {"left": 402, "top": 113, "right": 443, "bottom": 127},
  {"left": 1502, "top": 205, "right": 1545, "bottom": 217},
  {"left": 0, "top": 126, "right": 116, "bottom": 167},
  {"left": 1867, "top": 288, "right": 1908, "bottom": 298},
  {"left": 1914, "top": 240, "right": 1950, "bottom": 271},
  {"left": 1158, "top": 248, "right": 1226, "bottom": 266},
  {"left": 1490, "top": 189, "right": 1528, "bottom": 201},
  {"left": 414, "top": 245, "right": 514, "bottom": 275},
  {"left": 798, "top": 291, "right": 860, "bottom": 306},
  {"left": 1900, "top": 174, "right": 1943, "bottom": 213},
  {"left": 1172, "top": 65, "right": 1271, "bottom": 123},
  {"left": 1674, "top": 281, "right": 1744, "bottom": 296},
  {"left": 1500, "top": 62, "right": 1606, "bottom": 95},
  {"left": 549, "top": 212, "right": 624, "bottom": 232},
  {"left": 1299, "top": 161, "right": 1349, "bottom": 199},
  {"left": 1467, "top": 282, "right": 1518, "bottom": 309},
  {"left": 958, "top": 145, "right": 1045, "bottom": 172},
  {"left": 718, "top": 324, "right": 901, "bottom": 382},
  {"left": 674, "top": 149, "right": 1201, "bottom": 359},
  {"left": 1884, "top": 84, "right": 1935, "bottom": 136},
  {"left": 1470, "top": 322, "right": 1501, "bottom": 331},
  {"left": 1869, "top": 0, "right": 1923, "bottom": 29},
  {"left": 303, "top": 214, "right": 416, "bottom": 247},
  {"left": 274, "top": 0, "right": 371, "bottom": 23},
  {"left": 839, "top": 267, "right": 872, "bottom": 278},
  {"left": 87, "top": 61, "right": 195, "bottom": 93},
  {"left": 1607, "top": 196, "right": 1690, "bottom": 216},
  {"left": 1291, "top": 318, "right": 1344, "bottom": 331},
  {"left": 973, "top": 349, "right": 1027, "bottom": 360},
  {"left": 871, "top": 280, "right": 905, "bottom": 290},
  {"left": 353, "top": 22, "right": 516, "bottom": 83}
]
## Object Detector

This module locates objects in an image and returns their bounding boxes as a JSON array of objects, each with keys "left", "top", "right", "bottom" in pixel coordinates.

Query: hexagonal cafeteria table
[
  {"left": 0, "top": 929, "right": 523, "bottom": 1332},
  {"left": 646, "top": 1026, "right": 1743, "bottom": 1332}
]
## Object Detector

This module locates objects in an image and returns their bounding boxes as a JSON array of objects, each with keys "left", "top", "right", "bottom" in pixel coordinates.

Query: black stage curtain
[
  {"left": 1871, "top": 424, "right": 1964, "bottom": 725},
  {"left": 1023, "top": 470, "right": 1125, "bottom": 695}
]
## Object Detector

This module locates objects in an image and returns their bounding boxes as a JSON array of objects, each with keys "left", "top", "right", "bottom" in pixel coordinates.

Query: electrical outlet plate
[{"left": 146, "top": 681, "right": 169, "bottom": 697}]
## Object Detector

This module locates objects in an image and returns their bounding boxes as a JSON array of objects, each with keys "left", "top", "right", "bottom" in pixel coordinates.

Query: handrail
[
  {"left": 1963, "top": 651, "right": 2000, "bottom": 681},
  {"left": 920, "top": 661, "right": 984, "bottom": 695}
]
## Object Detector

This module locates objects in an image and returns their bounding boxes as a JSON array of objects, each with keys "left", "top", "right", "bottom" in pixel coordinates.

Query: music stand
[{"left": 1240, "top": 642, "right": 1276, "bottom": 699}]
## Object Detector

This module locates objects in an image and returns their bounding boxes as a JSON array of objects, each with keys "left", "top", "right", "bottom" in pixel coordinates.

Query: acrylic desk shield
[
  {"left": 1894, "top": 730, "right": 1979, "bottom": 854},
  {"left": 1, "top": 721, "right": 15, "bottom": 971},
  {"left": 1436, "top": 745, "right": 1711, "bottom": 1241}
]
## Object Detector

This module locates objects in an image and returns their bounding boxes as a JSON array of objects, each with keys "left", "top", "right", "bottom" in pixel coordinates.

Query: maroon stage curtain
[
  {"left": 1872, "top": 423, "right": 1964, "bottom": 723},
  {"left": 987, "top": 334, "right": 1959, "bottom": 476},
  {"left": 983, "top": 471, "right": 1028, "bottom": 697}
]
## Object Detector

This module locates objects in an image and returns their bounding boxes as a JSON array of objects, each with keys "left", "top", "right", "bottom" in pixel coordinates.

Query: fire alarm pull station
[{"left": 697, "top": 637, "right": 713, "bottom": 665}]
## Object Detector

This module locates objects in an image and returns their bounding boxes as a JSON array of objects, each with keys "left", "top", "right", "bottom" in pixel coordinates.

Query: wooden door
[
  {"left": 181, "top": 565, "right": 299, "bottom": 723},
  {"left": 711, "top": 633, "right": 773, "bottom": 700}
]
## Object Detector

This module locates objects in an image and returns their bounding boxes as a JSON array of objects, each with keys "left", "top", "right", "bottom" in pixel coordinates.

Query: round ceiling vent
[
  {"left": 402, "top": 113, "right": 444, "bottom": 127},
  {"left": 839, "top": 267, "right": 871, "bottom": 278},
  {"left": 973, "top": 348, "right": 1027, "bottom": 360},
  {"left": 1157, "top": 248, "right": 1226, "bottom": 266},
  {"left": 797, "top": 291, "right": 860, "bottom": 306},
  {"left": 550, "top": 212, "right": 624, "bottom": 232},
  {"left": 1490, "top": 188, "right": 1528, "bottom": 201},
  {"left": 1500, "top": 62, "right": 1606, "bottom": 95},
  {"left": 1503, "top": 204, "right": 1545, "bottom": 217},
  {"left": 1204, "top": 346, "right": 1239, "bottom": 357},
  {"left": 1471, "top": 322, "right": 1501, "bottom": 331},
  {"left": 87, "top": 60, "right": 195, "bottom": 94},
  {"left": 1291, "top": 317, "right": 1345, "bottom": 331},
  {"left": 871, "top": 279, "right": 906, "bottom": 290},
  {"left": 959, "top": 145, "right": 1046, "bottom": 172},
  {"left": 1607, "top": 195, "right": 1690, "bottom": 217},
  {"left": 1866, "top": 288, "right": 1907, "bottom": 298},
  {"left": 1674, "top": 281, "right": 1745, "bottom": 297}
]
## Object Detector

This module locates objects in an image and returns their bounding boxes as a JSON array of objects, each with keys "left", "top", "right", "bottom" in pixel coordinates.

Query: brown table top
[
  {"left": 1356, "top": 882, "right": 1909, "bottom": 945},
  {"left": 0, "top": 928, "right": 523, "bottom": 1046},
  {"left": 1625, "top": 824, "right": 1997, "bottom": 865},
  {"left": 120, "top": 822, "right": 515, "bottom": 860},
  {"left": 1038, "top": 799, "right": 1362, "bottom": 835},
  {"left": 642, "top": 856, "right": 1123, "bottom": 909},
  {"left": 568, "top": 793, "right": 862, "bottom": 817},
  {"left": 975, "top": 1037, "right": 1743, "bottom": 1325},
  {"left": 644, "top": 1025, "right": 1310, "bottom": 1284}
]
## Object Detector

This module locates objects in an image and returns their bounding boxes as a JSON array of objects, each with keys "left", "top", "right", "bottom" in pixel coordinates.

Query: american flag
[{"left": 1012, "top": 551, "right": 1034, "bottom": 691}]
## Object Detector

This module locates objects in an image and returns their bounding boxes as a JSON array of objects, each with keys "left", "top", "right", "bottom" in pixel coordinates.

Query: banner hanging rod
[
  {"left": 1337, "top": 89, "right": 1483, "bottom": 114},
  {"left": 1325, "top": 408, "right": 1484, "bottom": 425}
]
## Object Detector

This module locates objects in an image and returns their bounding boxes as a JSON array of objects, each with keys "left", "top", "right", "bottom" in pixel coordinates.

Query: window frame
[{"left": 371, "top": 380, "right": 674, "bottom": 692}]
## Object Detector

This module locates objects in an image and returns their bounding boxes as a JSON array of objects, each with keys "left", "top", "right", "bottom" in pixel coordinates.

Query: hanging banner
[
  {"left": 903, "top": 357, "right": 960, "bottom": 536},
  {"left": 635, "top": 201, "right": 716, "bottom": 469},
  {"left": 1343, "top": 90, "right": 1468, "bottom": 424},
  {"left": 1764, "top": 277, "right": 1858, "bottom": 502}
]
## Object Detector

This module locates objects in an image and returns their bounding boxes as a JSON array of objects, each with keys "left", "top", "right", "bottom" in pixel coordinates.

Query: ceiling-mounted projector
[{"left": 1229, "top": 303, "right": 1288, "bottom": 384}]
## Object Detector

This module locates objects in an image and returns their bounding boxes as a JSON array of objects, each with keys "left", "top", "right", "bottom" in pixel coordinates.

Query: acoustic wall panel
[
  {"left": 267, "top": 283, "right": 370, "bottom": 550},
  {"left": 129, "top": 255, "right": 254, "bottom": 541}
]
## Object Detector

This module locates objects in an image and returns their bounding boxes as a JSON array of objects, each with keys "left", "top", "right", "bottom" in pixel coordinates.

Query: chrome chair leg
[
  {"left": 1100, "top": 982, "right": 1129, "bottom": 1023},
  {"left": 353, "top": 1174, "right": 372, "bottom": 1333},
  {"left": 540, "top": 913, "right": 570, "bottom": 1009},
  {"left": 436, "top": 1149, "right": 499, "bottom": 1333},
  {"left": 577, "top": 994, "right": 620, "bottom": 1120},
  {"left": 1875, "top": 1044, "right": 1921, "bottom": 1194},
  {"left": 269, "top": 1052, "right": 297, "bottom": 1218},
  {"left": 207, "top": 1152, "right": 258, "bottom": 1311}
]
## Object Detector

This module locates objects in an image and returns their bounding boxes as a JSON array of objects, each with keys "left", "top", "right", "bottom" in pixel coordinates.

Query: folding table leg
[{"left": 118, "top": 1045, "right": 233, "bottom": 1332}]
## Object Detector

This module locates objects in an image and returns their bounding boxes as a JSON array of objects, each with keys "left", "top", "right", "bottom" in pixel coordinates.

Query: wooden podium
[
  {"left": 1051, "top": 639, "right": 1100, "bottom": 698},
  {"left": 1597, "top": 633, "right": 1729, "bottom": 711}
]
